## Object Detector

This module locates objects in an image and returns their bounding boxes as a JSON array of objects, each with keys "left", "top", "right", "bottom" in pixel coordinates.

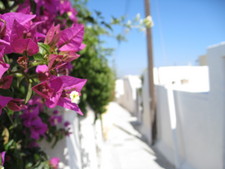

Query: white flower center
[{"left": 70, "top": 91, "right": 80, "bottom": 104}]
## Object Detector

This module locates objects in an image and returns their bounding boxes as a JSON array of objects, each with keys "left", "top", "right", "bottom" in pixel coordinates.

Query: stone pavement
[
  {"left": 79, "top": 102, "right": 174, "bottom": 169},
  {"left": 99, "top": 102, "right": 174, "bottom": 169}
]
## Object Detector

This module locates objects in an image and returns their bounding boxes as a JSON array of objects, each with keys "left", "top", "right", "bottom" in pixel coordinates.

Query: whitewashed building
[{"left": 117, "top": 42, "right": 225, "bottom": 169}]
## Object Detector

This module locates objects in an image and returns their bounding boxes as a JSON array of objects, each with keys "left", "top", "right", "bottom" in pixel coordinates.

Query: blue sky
[{"left": 87, "top": 0, "right": 225, "bottom": 77}]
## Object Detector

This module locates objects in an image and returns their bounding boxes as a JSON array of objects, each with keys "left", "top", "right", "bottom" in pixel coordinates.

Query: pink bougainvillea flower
[
  {"left": 7, "top": 98, "right": 27, "bottom": 112},
  {"left": 0, "top": 96, "right": 27, "bottom": 114},
  {"left": 0, "top": 76, "right": 13, "bottom": 89},
  {"left": 10, "top": 20, "right": 36, "bottom": 42},
  {"left": 28, "top": 96, "right": 44, "bottom": 112},
  {"left": 10, "top": 21, "right": 39, "bottom": 55},
  {"left": 49, "top": 110, "right": 64, "bottom": 126},
  {"left": 59, "top": 0, "right": 77, "bottom": 22},
  {"left": 50, "top": 76, "right": 87, "bottom": 115},
  {"left": 49, "top": 157, "right": 60, "bottom": 169},
  {"left": 0, "top": 12, "right": 36, "bottom": 53},
  {"left": 0, "top": 95, "right": 12, "bottom": 114},
  {"left": 0, "top": 12, "right": 43, "bottom": 55},
  {"left": 0, "top": 58, "right": 9, "bottom": 79},
  {"left": 32, "top": 76, "right": 87, "bottom": 115},
  {"left": 58, "top": 24, "right": 85, "bottom": 52},
  {"left": 64, "top": 121, "right": 70, "bottom": 127},
  {"left": 0, "top": 48, "right": 9, "bottom": 78},
  {"left": 0, "top": 39, "right": 10, "bottom": 52},
  {"left": 44, "top": 24, "right": 61, "bottom": 47},
  {"left": 48, "top": 54, "right": 79, "bottom": 73},
  {"left": 49, "top": 114, "right": 62, "bottom": 126},
  {"left": 59, "top": 51, "right": 80, "bottom": 61},
  {"left": 0, "top": 151, "right": 5, "bottom": 166},
  {"left": 35, "top": 0, "right": 60, "bottom": 15},
  {"left": 36, "top": 65, "right": 50, "bottom": 81},
  {"left": 21, "top": 106, "right": 48, "bottom": 140},
  {"left": 16, "top": 0, "right": 31, "bottom": 14},
  {"left": 36, "top": 65, "right": 49, "bottom": 73},
  {"left": 11, "top": 38, "right": 39, "bottom": 56},
  {"left": 17, "top": 56, "right": 29, "bottom": 70},
  {"left": 32, "top": 76, "right": 63, "bottom": 106},
  {"left": 48, "top": 54, "right": 66, "bottom": 70},
  {"left": 0, "top": 12, "right": 35, "bottom": 35},
  {"left": 0, "top": 18, "right": 6, "bottom": 37},
  {"left": 30, "top": 117, "right": 48, "bottom": 139},
  {"left": 56, "top": 62, "right": 73, "bottom": 76},
  {"left": 53, "top": 110, "right": 59, "bottom": 114}
]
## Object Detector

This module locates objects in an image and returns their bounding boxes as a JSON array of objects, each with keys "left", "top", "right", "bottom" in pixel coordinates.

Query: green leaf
[
  {"left": 33, "top": 53, "right": 44, "bottom": 61},
  {"left": 25, "top": 82, "right": 32, "bottom": 103},
  {"left": 4, "top": 139, "right": 14, "bottom": 150},
  {"left": 38, "top": 43, "right": 50, "bottom": 55},
  {"left": 101, "top": 21, "right": 112, "bottom": 31},
  {"left": 7, "top": 109, "right": 14, "bottom": 116}
]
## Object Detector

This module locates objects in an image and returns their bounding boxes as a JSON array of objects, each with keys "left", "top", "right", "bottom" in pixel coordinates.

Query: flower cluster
[{"left": 0, "top": 0, "right": 87, "bottom": 168}]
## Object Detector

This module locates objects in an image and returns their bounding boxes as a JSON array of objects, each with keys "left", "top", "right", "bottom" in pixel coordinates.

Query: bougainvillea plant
[{"left": 0, "top": 0, "right": 86, "bottom": 168}]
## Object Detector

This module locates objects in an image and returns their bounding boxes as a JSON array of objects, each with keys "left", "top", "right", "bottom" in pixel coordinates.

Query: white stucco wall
[
  {"left": 115, "top": 75, "right": 141, "bottom": 115},
  {"left": 154, "top": 66, "right": 209, "bottom": 92},
  {"left": 41, "top": 107, "right": 82, "bottom": 169},
  {"left": 153, "top": 42, "right": 225, "bottom": 169}
]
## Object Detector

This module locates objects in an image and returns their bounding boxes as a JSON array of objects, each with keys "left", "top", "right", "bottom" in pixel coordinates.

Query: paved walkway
[
  {"left": 99, "top": 102, "right": 174, "bottom": 169},
  {"left": 79, "top": 102, "right": 174, "bottom": 169}
]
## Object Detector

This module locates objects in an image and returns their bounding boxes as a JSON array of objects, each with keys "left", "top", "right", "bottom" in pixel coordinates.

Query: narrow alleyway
[{"left": 99, "top": 102, "right": 174, "bottom": 169}]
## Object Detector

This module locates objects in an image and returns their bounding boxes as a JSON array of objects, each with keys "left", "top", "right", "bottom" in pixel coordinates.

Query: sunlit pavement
[{"left": 99, "top": 102, "right": 174, "bottom": 169}]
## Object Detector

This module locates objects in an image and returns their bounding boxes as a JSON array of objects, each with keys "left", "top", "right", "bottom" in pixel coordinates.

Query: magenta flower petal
[
  {"left": 36, "top": 65, "right": 49, "bottom": 81},
  {"left": 1, "top": 12, "right": 35, "bottom": 26},
  {"left": 0, "top": 39, "right": 10, "bottom": 46},
  {"left": 59, "top": 76, "right": 87, "bottom": 92},
  {"left": 64, "top": 121, "right": 70, "bottom": 127},
  {"left": 12, "top": 38, "right": 39, "bottom": 56},
  {"left": 0, "top": 12, "right": 35, "bottom": 36},
  {"left": 57, "top": 97, "right": 83, "bottom": 115},
  {"left": 32, "top": 82, "right": 54, "bottom": 99},
  {"left": 0, "top": 76, "right": 13, "bottom": 89},
  {"left": 30, "top": 118, "right": 48, "bottom": 139},
  {"left": 36, "top": 65, "right": 48, "bottom": 73},
  {"left": 58, "top": 24, "right": 84, "bottom": 52},
  {"left": 49, "top": 114, "right": 62, "bottom": 126},
  {"left": 10, "top": 20, "right": 27, "bottom": 42},
  {"left": 33, "top": 76, "right": 86, "bottom": 114},
  {"left": 0, "top": 59, "right": 9, "bottom": 79},
  {"left": 79, "top": 43, "right": 86, "bottom": 51},
  {"left": 44, "top": 24, "right": 61, "bottom": 47},
  {"left": 35, "top": 32, "right": 46, "bottom": 42},
  {"left": 21, "top": 106, "right": 39, "bottom": 127},
  {"left": 21, "top": 105, "right": 48, "bottom": 140},
  {"left": 0, "top": 95, "right": 13, "bottom": 114},
  {"left": 17, "top": 0, "right": 31, "bottom": 14},
  {"left": 45, "top": 91, "right": 63, "bottom": 108},
  {"left": 49, "top": 157, "right": 60, "bottom": 168},
  {"left": 7, "top": 98, "right": 27, "bottom": 111},
  {"left": 0, "top": 151, "right": 6, "bottom": 165},
  {"left": 48, "top": 54, "right": 66, "bottom": 70},
  {"left": 32, "top": 77, "right": 64, "bottom": 108}
]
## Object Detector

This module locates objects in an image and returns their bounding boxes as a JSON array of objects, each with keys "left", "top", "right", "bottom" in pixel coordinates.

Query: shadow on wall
[
  {"left": 115, "top": 75, "right": 142, "bottom": 115},
  {"left": 145, "top": 42, "right": 225, "bottom": 169},
  {"left": 116, "top": 41, "right": 225, "bottom": 169}
]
